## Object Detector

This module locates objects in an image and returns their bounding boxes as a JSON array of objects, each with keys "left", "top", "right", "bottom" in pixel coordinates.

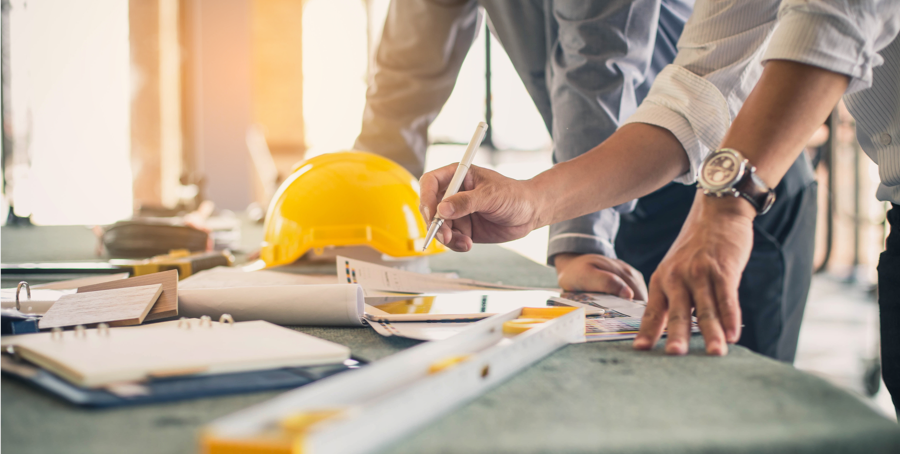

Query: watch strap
[{"left": 734, "top": 167, "right": 776, "bottom": 215}]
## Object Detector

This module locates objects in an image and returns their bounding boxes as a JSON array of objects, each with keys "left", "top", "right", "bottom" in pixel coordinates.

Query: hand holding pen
[
  {"left": 421, "top": 122, "right": 489, "bottom": 250},
  {"left": 419, "top": 122, "right": 545, "bottom": 252}
]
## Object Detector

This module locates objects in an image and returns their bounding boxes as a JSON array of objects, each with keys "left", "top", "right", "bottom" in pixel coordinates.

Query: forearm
[
  {"left": 721, "top": 60, "right": 848, "bottom": 189},
  {"left": 529, "top": 59, "right": 849, "bottom": 228},
  {"left": 530, "top": 123, "right": 689, "bottom": 228}
]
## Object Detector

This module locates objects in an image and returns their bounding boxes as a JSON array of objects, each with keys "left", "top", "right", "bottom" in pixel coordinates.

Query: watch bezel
[{"left": 699, "top": 148, "right": 747, "bottom": 194}]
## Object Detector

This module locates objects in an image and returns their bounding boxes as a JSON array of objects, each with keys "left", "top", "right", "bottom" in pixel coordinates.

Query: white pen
[{"left": 422, "top": 121, "right": 489, "bottom": 251}]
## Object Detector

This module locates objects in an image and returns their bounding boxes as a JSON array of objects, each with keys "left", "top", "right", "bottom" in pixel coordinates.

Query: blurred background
[
  {"left": 0, "top": 0, "right": 894, "bottom": 418},
  {"left": 0, "top": 0, "right": 550, "bottom": 225}
]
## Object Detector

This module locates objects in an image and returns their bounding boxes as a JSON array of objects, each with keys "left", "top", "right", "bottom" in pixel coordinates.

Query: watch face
[{"left": 701, "top": 152, "right": 742, "bottom": 190}]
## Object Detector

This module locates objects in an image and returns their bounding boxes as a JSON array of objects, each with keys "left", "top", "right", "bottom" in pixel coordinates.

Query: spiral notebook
[{"left": 4, "top": 319, "right": 350, "bottom": 388}]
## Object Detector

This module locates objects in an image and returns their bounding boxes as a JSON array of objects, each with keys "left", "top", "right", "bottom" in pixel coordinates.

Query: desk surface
[{"left": 2, "top": 225, "right": 899, "bottom": 454}]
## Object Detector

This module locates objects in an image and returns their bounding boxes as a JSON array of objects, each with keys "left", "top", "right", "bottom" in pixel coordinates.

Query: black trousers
[
  {"left": 615, "top": 155, "right": 818, "bottom": 363},
  {"left": 880, "top": 204, "right": 900, "bottom": 416}
]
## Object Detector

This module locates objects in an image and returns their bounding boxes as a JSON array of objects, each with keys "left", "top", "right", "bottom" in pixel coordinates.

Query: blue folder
[{"left": 1, "top": 354, "right": 365, "bottom": 408}]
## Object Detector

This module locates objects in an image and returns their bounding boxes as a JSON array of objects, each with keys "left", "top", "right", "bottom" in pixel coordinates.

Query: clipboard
[{"left": 1, "top": 354, "right": 365, "bottom": 408}]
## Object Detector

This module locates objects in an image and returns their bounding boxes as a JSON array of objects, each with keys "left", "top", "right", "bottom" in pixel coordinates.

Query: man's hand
[
  {"left": 555, "top": 253, "right": 648, "bottom": 301},
  {"left": 634, "top": 190, "right": 755, "bottom": 356},
  {"left": 419, "top": 164, "right": 545, "bottom": 252}
]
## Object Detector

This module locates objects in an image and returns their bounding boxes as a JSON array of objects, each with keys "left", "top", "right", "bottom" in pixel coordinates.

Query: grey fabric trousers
[{"left": 356, "top": 0, "right": 816, "bottom": 362}]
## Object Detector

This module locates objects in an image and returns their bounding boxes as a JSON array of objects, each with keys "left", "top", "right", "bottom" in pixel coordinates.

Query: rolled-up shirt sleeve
[
  {"left": 763, "top": 0, "right": 900, "bottom": 94},
  {"left": 623, "top": 65, "right": 735, "bottom": 184},
  {"left": 623, "top": 0, "right": 900, "bottom": 185},
  {"left": 623, "top": 1, "right": 781, "bottom": 184}
]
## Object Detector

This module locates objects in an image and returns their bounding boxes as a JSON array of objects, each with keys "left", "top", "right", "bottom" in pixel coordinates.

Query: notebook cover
[{"left": 14, "top": 320, "right": 352, "bottom": 387}]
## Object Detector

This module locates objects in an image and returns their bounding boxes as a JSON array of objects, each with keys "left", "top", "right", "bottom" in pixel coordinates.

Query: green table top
[{"left": 2, "top": 225, "right": 899, "bottom": 454}]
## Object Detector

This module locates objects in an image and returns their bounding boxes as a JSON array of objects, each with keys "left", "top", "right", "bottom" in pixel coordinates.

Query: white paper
[
  {"left": 368, "top": 319, "right": 472, "bottom": 341},
  {"left": 370, "top": 316, "right": 646, "bottom": 343},
  {"left": 337, "top": 256, "right": 547, "bottom": 294},
  {"left": 178, "top": 267, "right": 365, "bottom": 326},
  {"left": 367, "top": 293, "right": 692, "bottom": 342},
  {"left": 0, "top": 274, "right": 128, "bottom": 315},
  {"left": 0, "top": 288, "right": 72, "bottom": 314},
  {"left": 32, "top": 273, "right": 130, "bottom": 290},
  {"left": 564, "top": 293, "right": 699, "bottom": 342}
]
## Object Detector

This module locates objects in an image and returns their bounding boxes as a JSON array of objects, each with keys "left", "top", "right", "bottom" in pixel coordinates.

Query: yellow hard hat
[{"left": 260, "top": 151, "right": 444, "bottom": 267}]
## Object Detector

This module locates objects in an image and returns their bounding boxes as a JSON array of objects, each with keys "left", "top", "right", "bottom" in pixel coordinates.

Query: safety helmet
[{"left": 260, "top": 151, "right": 444, "bottom": 267}]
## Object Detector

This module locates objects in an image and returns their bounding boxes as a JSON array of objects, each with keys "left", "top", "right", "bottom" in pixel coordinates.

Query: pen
[{"left": 422, "top": 121, "right": 489, "bottom": 251}]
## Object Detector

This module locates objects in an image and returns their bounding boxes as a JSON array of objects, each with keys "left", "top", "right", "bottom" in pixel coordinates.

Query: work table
[{"left": 2, "top": 224, "right": 899, "bottom": 454}]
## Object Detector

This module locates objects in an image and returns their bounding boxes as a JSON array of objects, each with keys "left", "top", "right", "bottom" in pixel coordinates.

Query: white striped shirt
[{"left": 623, "top": 0, "right": 900, "bottom": 204}]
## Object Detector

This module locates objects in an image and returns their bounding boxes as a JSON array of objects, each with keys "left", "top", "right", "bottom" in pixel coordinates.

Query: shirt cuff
[
  {"left": 623, "top": 65, "right": 733, "bottom": 185},
  {"left": 546, "top": 210, "right": 620, "bottom": 266},
  {"left": 763, "top": 3, "right": 883, "bottom": 94}
]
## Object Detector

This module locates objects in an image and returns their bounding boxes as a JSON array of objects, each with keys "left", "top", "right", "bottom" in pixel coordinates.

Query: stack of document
[
  {"left": 567, "top": 293, "right": 701, "bottom": 341},
  {"left": 367, "top": 292, "right": 699, "bottom": 343},
  {"left": 175, "top": 256, "right": 565, "bottom": 327},
  {"left": 328, "top": 256, "right": 698, "bottom": 342}
]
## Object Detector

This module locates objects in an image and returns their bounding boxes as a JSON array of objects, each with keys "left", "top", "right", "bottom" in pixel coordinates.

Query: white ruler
[{"left": 201, "top": 306, "right": 585, "bottom": 454}]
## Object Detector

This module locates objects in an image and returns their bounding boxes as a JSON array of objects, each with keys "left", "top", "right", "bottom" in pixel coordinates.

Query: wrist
[
  {"left": 694, "top": 188, "right": 757, "bottom": 223},
  {"left": 552, "top": 253, "right": 580, "bottom": 271},
  {"left": 525, "top": 176, "right": 555, "bottom": 229},
  {"left": 698, "top": 148, "right": 776, "bottom": 215}
]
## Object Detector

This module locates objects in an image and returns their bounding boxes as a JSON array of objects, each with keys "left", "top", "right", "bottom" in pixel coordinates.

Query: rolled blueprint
[{"left": 178, "top": 284, "right": 365, "bottom": 326}]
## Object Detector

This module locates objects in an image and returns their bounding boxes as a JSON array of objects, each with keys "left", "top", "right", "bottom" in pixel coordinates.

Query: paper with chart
[
  {"left": 368, "top": 292, "right": 698, "bottom": 342},
  {"left": 337, "top": 256, "right": 545, "bottom": 295},
  {"left": 562, "top": 293, "right": 700, "bottom": 341}
]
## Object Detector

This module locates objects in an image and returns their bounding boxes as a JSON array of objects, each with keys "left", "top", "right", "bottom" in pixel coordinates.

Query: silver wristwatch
[{"left": 697, "top": 148, "right": 776, "bottom": 215}]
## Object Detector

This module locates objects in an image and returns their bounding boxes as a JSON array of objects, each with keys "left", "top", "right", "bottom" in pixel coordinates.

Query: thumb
[{"left": 437, "top": 189, "right": 490, "bottom": 220}]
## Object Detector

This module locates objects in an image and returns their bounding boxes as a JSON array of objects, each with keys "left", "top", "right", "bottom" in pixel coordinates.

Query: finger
[
  {"left": 627, "top": 268, "right": 649, "bottom": 301},
  {"left": 663, "top": 278, "right": 693, "bottom": 355},
  {"left": 437, "top": 218, "right": 454, "bottom": 246},
  {"left": 437, "top": 184, "right": 495, "bottom": 221},
  {"left": 585, "top": 257, "right": 645, "bottom": 300},
  {"left": 436, "top": 220, "right": 471, "bottom": 252},
  {"left": 689, "top": 273, "right": 727, "bottom": 356},
  {"left": 419, "top": 164, "right": 464, "bottom": 222},
  {"left": 634, "top": 275, "right": 668, "bottom": 350},
  {"left": 447, "top": 226, "right": 473, "bottom": 252},
  {"left": 711, "top": 269, "right": 742, "bottom": 343},
  {"left": 558, "top": 267, "right": 633, "bottom": 299}
]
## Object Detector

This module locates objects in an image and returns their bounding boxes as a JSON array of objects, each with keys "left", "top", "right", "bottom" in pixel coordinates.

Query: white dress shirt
[{"left": 623, "top": 0, "right": 900, "bottom": 204}]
